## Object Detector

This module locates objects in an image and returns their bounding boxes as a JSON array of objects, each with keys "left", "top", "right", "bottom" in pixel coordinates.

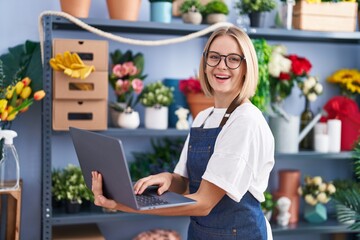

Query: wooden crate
[{"left": 292, "top": 1, "right": 358, "bottom": 32}]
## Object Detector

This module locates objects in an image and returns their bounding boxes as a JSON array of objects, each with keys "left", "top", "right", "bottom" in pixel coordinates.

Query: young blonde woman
[{"left": 92, "top": 26, "right": 275, "bottom": 240}]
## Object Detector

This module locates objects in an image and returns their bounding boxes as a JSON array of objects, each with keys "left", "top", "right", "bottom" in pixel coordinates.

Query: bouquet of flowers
[
  {"left": 108, "top": 49, "right": 147, "bottom": 112},
  {"left": 327, "top": 69, "right": 360, "bottom": 98},
  {"left": 268, "top": 45, "right": 312, "bottom": 104},
  {"left": 298, "top": 175, "right": 336, "bottom": 206},
  {"left": 0, "top": 60, "right": 45, "bottom": 129},
  {"left": 179, "top": 76, "right": 203, "bottom": 95},
  {"left": 297, "top": 76, "right": 323, "bottom": 102}
]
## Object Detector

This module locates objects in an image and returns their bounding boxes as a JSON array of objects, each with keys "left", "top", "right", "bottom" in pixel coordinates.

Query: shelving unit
[{"left": 41, "top": 15, "right": 359, "bottom": 239}]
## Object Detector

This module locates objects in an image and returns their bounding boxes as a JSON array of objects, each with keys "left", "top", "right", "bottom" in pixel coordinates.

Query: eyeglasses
[{"left": 203, "top": 51, "right": 245, "bottom": 70}]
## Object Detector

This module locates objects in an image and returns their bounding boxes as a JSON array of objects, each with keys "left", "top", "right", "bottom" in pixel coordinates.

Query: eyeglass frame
[{"left": 203, "top": 51, "right": 246, "bottom": 70}]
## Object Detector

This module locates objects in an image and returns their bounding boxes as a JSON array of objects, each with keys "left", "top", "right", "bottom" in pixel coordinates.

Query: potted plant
[
  {"left": 108, "top": 49, "right": 146, "bottom": 128},
  {"left": 179, "top": 76, "right": 213, "bottom": 118},
  {"left": 130, "top": 137, "right": 184, "bottom": 181},
  {"left": 179, "top": 0, "right": 204, "bottom": 25},
  {"left": 234, "top": 0, "right": 277, "bottom": 27},
  {"left": 52, "top": 164, "right": 93, "bottom": 213},
  {"left": 139, "top": 81, "right": 174, "bottom": 129},
  {"left": 149, "top": 0, "right": 174, "bottom": 23},
  {"left": 203, "top": 0, "right": 229, "bottom": 24},
  {"left": 261, "top": 191, "right": 276, "bottom": 221},
  {"left": 59, "top": 0, "right": 91, "bottom": 18}
]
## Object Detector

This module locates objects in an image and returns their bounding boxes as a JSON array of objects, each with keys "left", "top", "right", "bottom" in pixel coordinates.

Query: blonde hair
[{"left": 198, "top": 26, "right": 258, "bottom": 104}]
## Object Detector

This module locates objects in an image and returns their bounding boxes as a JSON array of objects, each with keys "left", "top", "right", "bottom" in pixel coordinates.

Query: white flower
[
  {"left": 327, "top": 183, "right": 336, "bottom": 194},
  {"left": 314, "top": 83, "right": 323, "bottom": 94},
  {"left": 319, "top": 183, "right": 327, "bottom": 192},
  {"left": 273, "top": 45, "right": 287, "bottom": 55},
  {"left": 305, "top": 194, "right": 318, "bottom": 206},
  {"left": 307, "top": 92, "right": 317, "bottom": 102},
  {"left": 312, "top": 176, "right": 323, "bottom": 185},
  {"left": 317, "top": 192, "right": 329, "bottom": 204},
  {"left": 304, "top": 76, "right": 316, "bottom": 89}
]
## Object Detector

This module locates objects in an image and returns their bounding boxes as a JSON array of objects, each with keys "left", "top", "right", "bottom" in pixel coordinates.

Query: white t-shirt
[{"left": 174, "top": 102, "right": 275, "bottom": 239}]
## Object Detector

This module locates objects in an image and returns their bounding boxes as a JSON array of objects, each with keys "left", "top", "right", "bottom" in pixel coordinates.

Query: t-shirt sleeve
[{"left": 202, "top": 112, "right": 268, "bottom": 202}]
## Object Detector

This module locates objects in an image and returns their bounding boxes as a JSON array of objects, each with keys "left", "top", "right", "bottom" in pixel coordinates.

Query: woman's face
[{"left": 205, "top": 35, "right": 246, "bottom": 99}]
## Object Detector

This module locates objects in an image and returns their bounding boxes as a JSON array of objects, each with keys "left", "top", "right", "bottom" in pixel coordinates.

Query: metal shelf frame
[{"left": 41, "top": 15, "right": 358, "bottom": 239}]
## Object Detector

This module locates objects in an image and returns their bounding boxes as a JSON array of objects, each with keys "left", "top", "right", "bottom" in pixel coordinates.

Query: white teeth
[{"left": 215, "top": 75, "right": 229, "bottom": 79}]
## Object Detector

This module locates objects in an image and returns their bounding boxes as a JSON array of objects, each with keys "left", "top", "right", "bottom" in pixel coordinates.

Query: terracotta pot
[
  {"left": 278, "top": 169, "right": 301, "bottom": 195},
  {"left": 60, "top": 0, "right": 91, "bottom": 18},
  {"left": 186, "top": 93, "right": 213, "bottom": 118},
  {"left": 106, "top": 0, "right": 141, "bottom": 21}
]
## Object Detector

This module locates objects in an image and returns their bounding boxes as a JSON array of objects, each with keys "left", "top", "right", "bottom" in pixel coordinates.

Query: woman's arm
[{"left": 92, "top": 171, "right": 225, "bottom": 216}]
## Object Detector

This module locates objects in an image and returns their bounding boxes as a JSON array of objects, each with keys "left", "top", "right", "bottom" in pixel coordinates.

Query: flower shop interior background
[{"left": 1, "top": 0, "right": 360, "bottom": 239}]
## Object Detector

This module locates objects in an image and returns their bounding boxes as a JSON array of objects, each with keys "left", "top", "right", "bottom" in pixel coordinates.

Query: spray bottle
[{"left": 0, "top": 130, "right": 20, "bottom": 191}]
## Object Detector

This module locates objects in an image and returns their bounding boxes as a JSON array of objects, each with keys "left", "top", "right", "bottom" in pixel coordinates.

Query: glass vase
[{"left": 300, "top": 98, "right": 314, "bottom": 150}]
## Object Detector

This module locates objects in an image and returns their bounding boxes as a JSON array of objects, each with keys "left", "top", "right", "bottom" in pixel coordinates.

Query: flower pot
[
  {"left": 150, "top": 1, "right": 172, "bottom": 23},
  {"left": 206, "top": 13, "right": 227, "bottom": 24},
  {"left": 65, "top": 200, "right": 81, "bottom": 214},
  {"left": 60, "top": 0, "right": 91, "bottom": 18},
  {"left": 106, "top": 0, "right": 141, "bottom": 21},
  {"left": 249, "top": 12, "right": 267, "bottom": 28},
  {"left": 117, "top": 111, "right": 140, "bottom": 129},
  {"left": 304, "top": 203, "right": 327, "bottom": 223},
  {"left": 145, "top": 106, "right": 169, "bottom": 130},
  {"left": 182, "top": 12, "right": 202, "bottom": 25},
  {"left": 186, "top": 93, "right": 214, "bottom": 118},
  {"left": 110, "top": 102, "right": 126, "bottom": 128}
]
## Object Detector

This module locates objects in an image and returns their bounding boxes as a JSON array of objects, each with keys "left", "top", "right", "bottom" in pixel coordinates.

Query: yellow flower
[{"left": 327, "top": 69, "right": 360, "bottom": 95}]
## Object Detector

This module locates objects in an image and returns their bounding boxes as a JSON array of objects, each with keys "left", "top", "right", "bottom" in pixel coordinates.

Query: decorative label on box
[{"left": 292, "top": 1, "right": 358, "bottom": 32}]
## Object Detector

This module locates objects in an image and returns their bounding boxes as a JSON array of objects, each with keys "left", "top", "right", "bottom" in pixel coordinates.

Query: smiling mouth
[{"left": 215, "top": 74, "right": 230, "bottom": 80}]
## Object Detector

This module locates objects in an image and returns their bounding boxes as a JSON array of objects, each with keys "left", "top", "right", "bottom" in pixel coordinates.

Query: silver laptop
[{"left": 69, "top": 127, "right": 196, "bottom": 210}]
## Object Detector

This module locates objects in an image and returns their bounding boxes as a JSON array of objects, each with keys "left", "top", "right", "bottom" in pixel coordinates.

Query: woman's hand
[
  {"left": 134, "top": 172, "right": 173, "bottom": 195},
  {"left": 91, "top": 171, "right": 117, "bottom": 210}
]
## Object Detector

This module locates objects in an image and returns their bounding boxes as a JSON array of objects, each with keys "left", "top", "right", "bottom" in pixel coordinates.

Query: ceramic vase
[
  {"left": 117, "top": 111, "right": 140, "bottom": 129},
  {"left": 182, "top": 12, "right": 202, "bottom": 25},
  {"left": 206, "top": 13, "right": 227, "bottom": 24},
  {"left": 150, "top": 1, "right": 172, "bottom": 23},
  {"left": 145, "top": 106, "right": 168, "bottom": 130},
  {"left": 304, "top": 203, "right": 327, "bottom": 223},
  {"left": 110, "top": 102, "right": 126, "bottom": 128}
]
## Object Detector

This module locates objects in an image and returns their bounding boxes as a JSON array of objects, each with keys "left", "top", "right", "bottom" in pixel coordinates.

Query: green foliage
[
  {"left": 180, "top": 0, "right": 205, "bottom": 14},
  {"left": 52, "top": 164, "right": 94, "bottom": 204},
  {"left": 0, "top": 40, "right": 43, "bottom": 91},
  {"left": 203, "top": 0, "right": 229, "bottom": 15},
  {"left": 261, "top": 191, "right": 276, "bottom": 212},
  {"left": 332, "top": 138, "right": 360, "bottom": 233},
  {"left": 129, "top": 138, "right": 184, "bottom": 181},
  {"left": 234, "top": 0, "right": 277, "bottom": 14},
  {"left": 139, "top": 81, "right": 174, "bottom": 107},
  {"left": 251, "top": 38, "right": 271, "bottom": 113}
]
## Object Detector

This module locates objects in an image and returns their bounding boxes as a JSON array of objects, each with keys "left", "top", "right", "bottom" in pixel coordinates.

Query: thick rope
[{"left": 38, "top": 11, "right": 234, "bottom": 63}]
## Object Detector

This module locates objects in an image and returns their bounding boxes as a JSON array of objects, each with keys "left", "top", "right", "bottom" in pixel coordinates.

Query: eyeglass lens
[{"left": 205, "top": 51, "right": 244, "bottom": 70}]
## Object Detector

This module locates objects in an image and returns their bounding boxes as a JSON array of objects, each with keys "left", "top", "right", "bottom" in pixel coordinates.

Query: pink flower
[
  {"left": 132, "top": 79, "right": 143, "bottom": 94},
  {"left": 115, "top": 79, "right": 131, "bottom": 95},
  {"left": 123, "top": 62, "right": 138, "bottom": 76}
]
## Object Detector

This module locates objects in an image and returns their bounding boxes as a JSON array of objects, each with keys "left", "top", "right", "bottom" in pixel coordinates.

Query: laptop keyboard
[{"left": 136, "top": 194, "right": 169, "bottom": 207}]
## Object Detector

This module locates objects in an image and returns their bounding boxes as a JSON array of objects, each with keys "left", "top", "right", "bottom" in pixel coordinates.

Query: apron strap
[{"left": 219, "top": 95, "right": 242, "bottom": 127}]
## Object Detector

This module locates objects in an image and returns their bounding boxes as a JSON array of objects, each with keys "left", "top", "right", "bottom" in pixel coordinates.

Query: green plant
[
  {"left": 332, "top": 138, "right": 360, "bottom": 232},
  {"left": 234, "top": 0, "right": 277, "bottom": 14},
  {"left": 179, "top": 0, "right": 205, "bottom": 14},
  {"left": 261, "top": 191, "right": 276, "bottom": 212},
  {"left": 129, "top": 138, "right": 184, "bottom": 181},
  {"left": 203, "top": 0, "right": 229, "bottom": 15},
  {"left": 251, "top": 38, "right": 271, "bottom": 112},
  {"left": 52, "top": 164, "right": 93, "bottom": 204},
  {"left": 139, "top": 81, "right": 174, "bottom": 107}
]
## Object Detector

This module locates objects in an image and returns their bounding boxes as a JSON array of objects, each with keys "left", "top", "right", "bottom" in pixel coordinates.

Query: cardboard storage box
[
  {"left": 53, "top": 71, "right": 108, "bottom": 99},
  {"left": 53, "top": 99, "right": 107, "bottom": 131},
  {"left": 53, "top": 39, "right": 108, "bottom": 71},
  {"left": 292, "top": 1, "right": 358, "bottom": 32}
]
